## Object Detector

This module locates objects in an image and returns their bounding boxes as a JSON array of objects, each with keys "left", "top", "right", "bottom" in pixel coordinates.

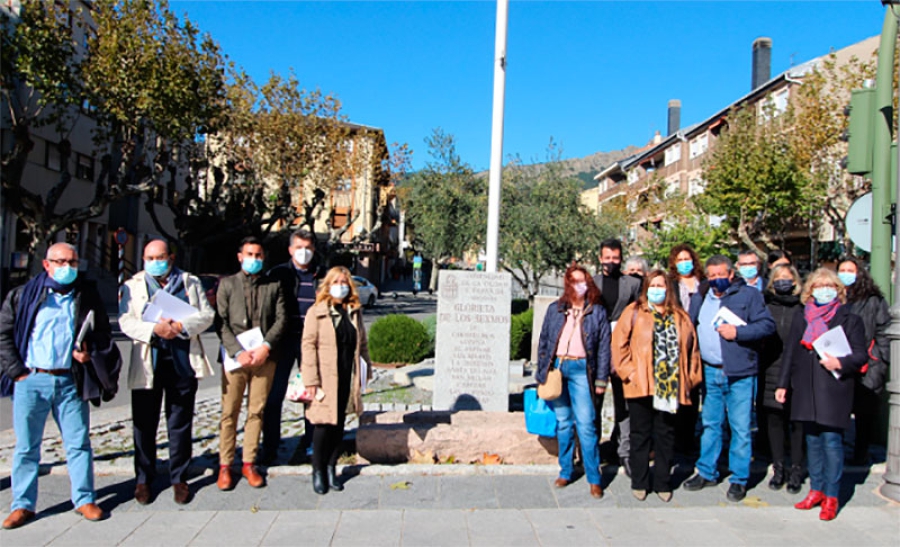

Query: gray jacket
[{"left": 592, "top": 273, "right": 642, "bottom": 322}]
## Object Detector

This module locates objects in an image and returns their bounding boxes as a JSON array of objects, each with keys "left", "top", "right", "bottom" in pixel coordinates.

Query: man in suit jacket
[
  {"left": 216, "top": 236, "right": 286, "bottom": 491},
  {"left": 592, "top": 238, "right": 642, "bottom": 476}
]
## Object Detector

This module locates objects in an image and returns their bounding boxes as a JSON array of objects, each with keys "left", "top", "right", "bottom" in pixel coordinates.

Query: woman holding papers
[
  {"left": 775, "top": 268, "right": 868, "bottom": 521},
  {"left": 612, "top": 270, "right": 702, "bottom": 502},
  {"left": 301, "top": 266, "right": 371, "bottom": 495},
  {"left": 838, "top": 257, "right": 891, "bottom": 467}
]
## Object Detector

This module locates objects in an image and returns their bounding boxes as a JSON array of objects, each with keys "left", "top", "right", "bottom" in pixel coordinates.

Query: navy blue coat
[
  {"left": 688, "top": 278, "right": 776, "bottom": 378},
  {"left": 535, "top": 299, "right": 611, "bottom": 387}
]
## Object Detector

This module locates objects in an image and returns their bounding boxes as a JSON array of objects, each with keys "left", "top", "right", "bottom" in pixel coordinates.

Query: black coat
[
  {"left": 777, "top": 304, "right": 868, "bottom": 429},
  {"left": 848, "top": 295, "right": 891, "bottom": 393},
  {"left": 759, "top": 292, "right": 802, "bottom": 410}
]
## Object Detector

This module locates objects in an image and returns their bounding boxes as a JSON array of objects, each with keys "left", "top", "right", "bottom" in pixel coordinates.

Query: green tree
[
  {"left": 404, "top": 129, "right": 486, "bottom": 288},
  {"left": 1, "top": 0, "right": 226, "bottom": 270},
  {"left": 499, "top": 143, "right": 617, "bottom": 298},
  {"left": 638, "top": 214, "right": 731, "bottom": 269}
]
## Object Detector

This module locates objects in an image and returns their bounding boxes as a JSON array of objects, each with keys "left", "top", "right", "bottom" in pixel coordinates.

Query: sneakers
[
  {"left": 683, "top": 473, "right": 717, "bottom": 491},
  {"left": 726, "top": 483, "right": 747, "bottom": 502}
]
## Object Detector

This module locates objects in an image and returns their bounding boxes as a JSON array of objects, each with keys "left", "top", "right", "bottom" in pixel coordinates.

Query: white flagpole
[{"left": 485, "top": 0, "right": 508, "bottom": 273}]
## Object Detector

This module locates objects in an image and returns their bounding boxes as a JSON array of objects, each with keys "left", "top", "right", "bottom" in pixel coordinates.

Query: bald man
[
  {"left": 0, "top": 243, "right": 119, "bottom": 529},
  {"left": 119, "top": 240, "right": 215, "bottom": 505}
]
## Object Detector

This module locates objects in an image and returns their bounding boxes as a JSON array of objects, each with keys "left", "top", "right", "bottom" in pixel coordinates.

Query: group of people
[
  {"left": 0, "top": 229, "right": 372, "bottom": 530},
  {"left": 536, "top": 240, "right": 889, "bottom": 521}
]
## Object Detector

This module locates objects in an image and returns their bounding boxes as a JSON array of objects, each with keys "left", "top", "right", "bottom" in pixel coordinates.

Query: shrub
[
  {"left": 368, "top": 314, "right": 431, "bottom": 364},
  {"left": 421, "top": 314, "right": 437, "bottom": 357},
  {"left": 509, "top": 308, "right": 534, "bottom": 360}
]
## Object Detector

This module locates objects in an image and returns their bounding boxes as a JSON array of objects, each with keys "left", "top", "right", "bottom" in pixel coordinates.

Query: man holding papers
[
  {"left": 775, "top": 268, "right": 867, "bottom": 521},
  {"left": 119, "top": 240, "right": 215, "bottom": 505},
  {"left": 216, "top": 236, "right": 286, "bottom": 490},
  {"left": 684, "top": 254, "right": 775, "bottom": 502}
]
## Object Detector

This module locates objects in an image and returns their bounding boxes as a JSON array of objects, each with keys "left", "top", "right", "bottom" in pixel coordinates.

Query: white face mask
[
  {"left": 330, "top": 284, "right": 350, "bottom": 300},
  {"left": 293, "top": 248, "right": 313, "bottom": 266}
]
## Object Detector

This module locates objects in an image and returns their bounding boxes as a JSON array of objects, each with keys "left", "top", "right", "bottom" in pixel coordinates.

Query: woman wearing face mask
[
  {"left": 535, "top": 263, "right": 610, "bottom": 499},
  {"left": 759, "top": 264, "right": 805, "bottom": 494},
  {"left": 612, "top": 270, "right": 702, "bottom": 502},
  {"left": 775, "top": 268, "right": 868, "bottom": 521},
  {"left": 837, "top": 257, "right": 890, "bottom": 466},
  {"left": 301, "top": 266, "right": 371, "bottom": 495},
  {"left": 667, "top": 244, "right": 706, "bottom": 311}
]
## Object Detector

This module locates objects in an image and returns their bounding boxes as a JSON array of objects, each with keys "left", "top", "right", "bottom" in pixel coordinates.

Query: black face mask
[
  {"left": 773, "top": 279, "right": 795, "bottom": 295},
  {"left": 602, "top": 262, "right": 621, "bottom": 276}
]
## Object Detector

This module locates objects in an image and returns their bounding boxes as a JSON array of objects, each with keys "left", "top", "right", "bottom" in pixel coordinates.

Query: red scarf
[{"left": 801, "top": 299, "right": 839, "bottom": 349}]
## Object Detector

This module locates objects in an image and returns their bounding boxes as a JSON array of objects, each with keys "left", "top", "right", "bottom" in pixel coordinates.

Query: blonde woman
[
  {"left": 775, "top": 268, "right": 867, "bottom": 521},
  {"left": 301, "top": 267, "right": 371, "bottom": 495}
]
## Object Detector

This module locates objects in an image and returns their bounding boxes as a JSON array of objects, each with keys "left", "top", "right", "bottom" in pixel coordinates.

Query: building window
[
  {"left": 627, "top": 170, "right": 639, "bottom": 184},
  {"left": 689, "top": 134, "right": 708, "bottom": 159},
  {"left": 689, "top": 178, "right": 706, "bottom": 197},
  {"left": 75, "top": 153, "right": 94, "bottom": 181},
  {"left": 665, "top": 177, "right": 680, "bottom": 198},
  {"left": 773, "top": 88, "right": 789, "bottom": 115},
  {"left": 45, "top": 141, "right": 62, "bottom": 172},
  {"left": 664, "top": 145, "right": 681, "bottom": 166}
]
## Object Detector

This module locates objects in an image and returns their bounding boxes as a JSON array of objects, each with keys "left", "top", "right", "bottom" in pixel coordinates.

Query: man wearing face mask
[
  {"left": 592, "top": 239, "right": 642, "bottom": 476},
  {"left": 684, "top": 255, "right": 775, "bottom": 502},
  {"left": 0, "top": 243, "right": 120, "bottom": 529},
  {"left": 215, "top": 236, "right": 286, "bottom": 490},
  {"left": 262, "top": 229, "right": 325, "bottom": 464},
  {"left": 736, "top": 249, "right": 765, "bottom": 292},
  {"left": 119, "top": 240, "right": 215, "bottom": 505}
]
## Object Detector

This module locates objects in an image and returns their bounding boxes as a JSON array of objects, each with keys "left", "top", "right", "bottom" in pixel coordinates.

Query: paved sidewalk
[{"left": 0, "top": 463, "right": 897, "bottom": 546}]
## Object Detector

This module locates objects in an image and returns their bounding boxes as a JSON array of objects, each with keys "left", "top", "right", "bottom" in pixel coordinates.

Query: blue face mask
[
  {"left": 812, "top": 287, "right": 838, "bottom": 305},
  {"left": 145, "top": 259, "right": 170, "bottom": 278},
  {"left": 738, "top": 265, "right": 758, "bottom": 280},
  {"left": 242, "top": 257, "right": 263, "bottom": 275},
  {"left": 676, "top": 260, "right": 694, "bottom": 276},
  {"left": 52, "top": 265, "right": 78, "bottom": 285},
  {"left": 709, "top": 277, "right": 731, "bottom": 294},
  {"left": 838, "top": 272, "right": 856, "bottom": 287},
  {"left": 647, "top": 287, "right": 666, "bottom": 304}
]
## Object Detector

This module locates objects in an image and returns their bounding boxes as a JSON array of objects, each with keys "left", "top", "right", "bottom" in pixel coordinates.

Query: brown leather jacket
[{"left": 611, "top": 301, "right": 702, "bottom": 405}]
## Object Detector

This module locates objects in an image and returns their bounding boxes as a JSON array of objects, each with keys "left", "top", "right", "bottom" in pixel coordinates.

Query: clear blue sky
[{"left": 173, "top": 1, "right": 884, "bottom": 171}]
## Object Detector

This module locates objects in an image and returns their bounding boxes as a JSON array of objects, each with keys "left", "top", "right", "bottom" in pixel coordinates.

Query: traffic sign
[
  {"left": 114, "top": 228, "right": 128, "bottom": 245},
  {"left": 845, "top": 192, "right": 872, "bottom": 252}
]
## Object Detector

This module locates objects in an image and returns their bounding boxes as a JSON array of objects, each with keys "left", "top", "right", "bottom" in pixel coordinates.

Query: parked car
[{"left": 352, "top": 276, "right": 379, "bottom": 307}]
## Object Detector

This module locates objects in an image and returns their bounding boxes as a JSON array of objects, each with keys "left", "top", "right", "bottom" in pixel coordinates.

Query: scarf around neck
[{"left": 801, "top": 299, "right": 840, "bottom": 349}]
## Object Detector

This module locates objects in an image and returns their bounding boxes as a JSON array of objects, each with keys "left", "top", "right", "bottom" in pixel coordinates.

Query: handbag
[
  {"left": 286, "top": 373, "right": 312, "bottom": 403},
  {"left": 537, "top": 364, "right": 563, "bottom": 401},
  {"left": 524, "top": 387, "right": 557, "bottom": 437}
]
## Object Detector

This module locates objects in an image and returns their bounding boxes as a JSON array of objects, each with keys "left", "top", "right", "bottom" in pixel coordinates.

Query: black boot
[
  {"left": 786, "top": 465, "right": 803, "bottom": 495},
  {"left": 768, "top": 462, "right": 785, "bottom": 491},
  {"left": 312, "top": 467, "right": 328, "bottom": 495},
  {"left": 328, "top": 465, "right": 344, "bottom": 492}
]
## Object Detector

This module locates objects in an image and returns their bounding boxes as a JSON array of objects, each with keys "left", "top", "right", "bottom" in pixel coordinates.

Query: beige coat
[
  {"left": 611, "top": 301, "right": 703, "bottom": 406},
  {"left": 301, "top": 301, "right": 371, "bottom": 425},
  {"left": 119, "top": 271, "right": 216, "bottom": 390}
]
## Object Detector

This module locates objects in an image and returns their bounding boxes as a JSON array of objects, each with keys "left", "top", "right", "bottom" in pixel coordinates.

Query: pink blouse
[{"left": 555, "top": 307, "right": 586, "bottom": 358}]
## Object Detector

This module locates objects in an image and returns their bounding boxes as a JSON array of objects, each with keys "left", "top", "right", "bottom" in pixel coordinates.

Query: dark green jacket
[{"left": 216, "top": 271, "right": 287, "bottom": 359}]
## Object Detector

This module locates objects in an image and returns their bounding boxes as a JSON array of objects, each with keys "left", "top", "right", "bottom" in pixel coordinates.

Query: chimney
[
  {"left": 667, "top": 99, "right": 681, "bottom": 136},
  {"left": 752, "top": 37, "right": 772, "bottom": 90}
]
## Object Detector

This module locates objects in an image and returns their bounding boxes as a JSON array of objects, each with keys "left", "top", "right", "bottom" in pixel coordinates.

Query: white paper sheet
[
  {"left": 220, "top": 327, "right": 265, "bottom": 372},
  {"left": 812, "top": 326, "right": 851, "bottom": 379},
  {"left": 360, "top": 357, "right": 369, "bottom": 392},
  {"left": 711, "top": 306, "right": 748, "bottom": 328},
  {"left": 141, "top": 290, "right": 200, "bottom": 323}
]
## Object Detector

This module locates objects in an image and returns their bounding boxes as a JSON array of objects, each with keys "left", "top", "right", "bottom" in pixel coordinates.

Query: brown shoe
[
  {"left": 554, "top": 478, "right": 570, "bottom": 488},
  {"left": 242, "top": 464, "right": 265, "bottom": 488},
  {"left": 217, "top": 466, "right": 234, "bottom": 491},
  {"left": 590, "top": 484, "right": 604, "bottom": 499},
  {"left": 2, "top": 509, "right": 35, "bottom": 530},
  {"left": 173, "top": 483, "right": 191, "bottom": 505},
  {"left": 134, "top": 483, "right": 151, "bottom": 505},
  {"left": 74, "top": 503, "right": 104, "bottom": 522}
]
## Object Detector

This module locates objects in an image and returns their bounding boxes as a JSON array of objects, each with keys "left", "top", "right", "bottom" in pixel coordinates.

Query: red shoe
[
  {"left": 819, "top": 496, "right": 839, "bottom": 521},
  {"left": 794, "top": 490, "right": 825, "bottom": 510}
]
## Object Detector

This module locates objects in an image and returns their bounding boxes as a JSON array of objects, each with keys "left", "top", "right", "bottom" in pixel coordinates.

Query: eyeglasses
[{"left": 47, "top": 258, "right": 79, "bottom": 267}]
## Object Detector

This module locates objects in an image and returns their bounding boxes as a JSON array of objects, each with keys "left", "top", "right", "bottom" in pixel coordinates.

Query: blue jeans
[
  {"left": 549, "top": 358, "right": 601, "bottom": 485},
  {"left": 805, "top": 423, "right": 843, "bottom": 498},
  {"left": 12, "top": 372, "right": 94, "bottom": 511},
  {"left": 696, "top": 365, "right": 755, "bottom": 485}
]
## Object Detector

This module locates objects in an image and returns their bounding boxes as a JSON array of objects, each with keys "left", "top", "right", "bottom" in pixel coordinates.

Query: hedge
[{"left": 368, "top": 314, "right": 431, "bottom": 364}]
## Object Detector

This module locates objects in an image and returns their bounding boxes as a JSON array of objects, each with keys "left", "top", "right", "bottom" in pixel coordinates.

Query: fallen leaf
[
  {"left": 250, "top": 503, "right": 259, "bottom": 513},
  {"left": 390, "top": 481, "right": 411, "bottom": 490},
  {"left": 482, "top": 453, "right": 503, "bottom": 465},
  {"left": 409, "top": 449, "right": 436, "bottom": 464},
  {"left": 742, "top": 497, "right": 769, "bottom": 508}
]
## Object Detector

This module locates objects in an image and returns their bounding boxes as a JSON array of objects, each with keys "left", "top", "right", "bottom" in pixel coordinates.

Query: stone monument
[{"left": 433, "top": 270, "right": 512, "bottom": 412}]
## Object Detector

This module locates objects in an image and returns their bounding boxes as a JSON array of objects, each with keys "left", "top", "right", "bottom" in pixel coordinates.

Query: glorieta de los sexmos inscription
[{"left": 433, "top": 271, "right": 512, "bottom": 412}]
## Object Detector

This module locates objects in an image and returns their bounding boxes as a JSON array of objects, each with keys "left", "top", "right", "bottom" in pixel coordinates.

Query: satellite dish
[{"left": 845, "top": 192, "right": 871, "bottom": 252}]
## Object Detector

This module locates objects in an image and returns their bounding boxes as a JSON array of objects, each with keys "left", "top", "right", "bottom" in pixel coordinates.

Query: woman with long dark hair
[
  {"left": 612, "top": 270, "right": 702, "bottom": 502},
  {"left": 837, "top": 257, "right": 890, "bottom": 466},
  {"left": 535, "top": 263, "right": 610, "bottom": 499}
]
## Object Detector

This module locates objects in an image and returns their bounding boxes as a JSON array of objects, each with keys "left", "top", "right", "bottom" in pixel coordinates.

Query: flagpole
[{"left": 485, "top": 0, "right": 508, "bottom": 273}]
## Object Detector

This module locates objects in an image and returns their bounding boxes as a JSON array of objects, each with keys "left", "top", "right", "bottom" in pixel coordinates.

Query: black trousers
[
  {"left": 628, "top": 396, "right": 677, "bottom": 492},
  {"left": 852, "top": 382, "right": 881, "bottom": 461},
  {"left": 312, "top": 412, "right": 346, "bottom": 471},
  {"left": 760, "top": 406, "right": 804, "bottom": 468},
  {"left": 262, "top": 340, "right": 313, "bottom": 458},
  {"left": 132, "top": 357, "right": 198, "bottom": 484},
  {"left": 674, "top": 386, "right": 701, "bottom": 457}
]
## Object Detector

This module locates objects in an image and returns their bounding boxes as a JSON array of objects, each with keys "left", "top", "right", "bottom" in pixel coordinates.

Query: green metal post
[{"left": 871, "top": 10, "right": 897, "bottom": 300}]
